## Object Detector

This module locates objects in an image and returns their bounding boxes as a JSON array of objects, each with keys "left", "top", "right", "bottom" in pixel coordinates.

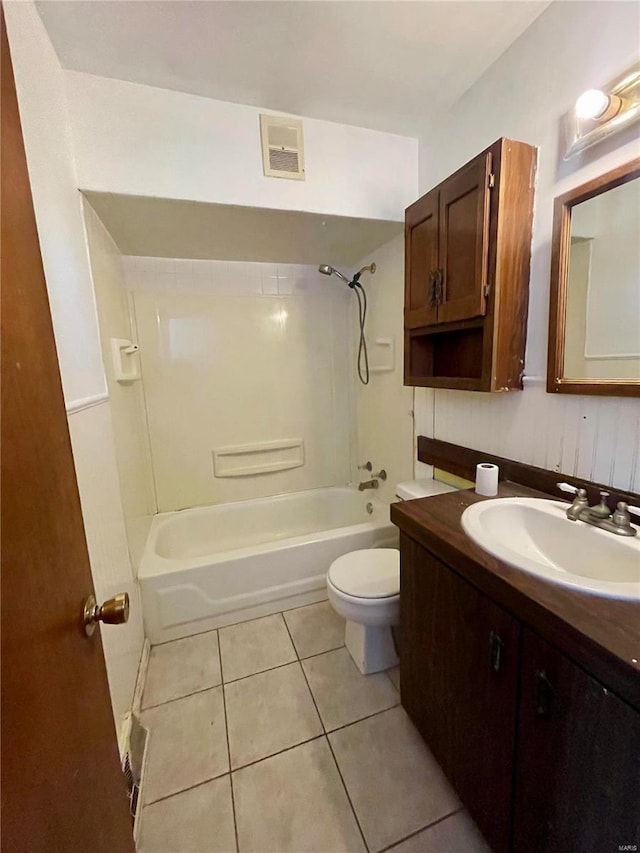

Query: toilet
[{"left": 327, "top": 478, "right": 458, "bottom": 675}]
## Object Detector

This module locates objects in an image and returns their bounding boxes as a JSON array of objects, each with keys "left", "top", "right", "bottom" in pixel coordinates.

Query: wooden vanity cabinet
[
  {"left": 400, "top": 535, "right": 519, "bottom": 853},
  {"left": 400, "top": 534, "right": 640, "bottom": 853},
  {"left": 513, "top": 630, "right": 640, "bottom": 853},
  {"left": 404, "top": 138, "right": 536, "bottom": 391}
]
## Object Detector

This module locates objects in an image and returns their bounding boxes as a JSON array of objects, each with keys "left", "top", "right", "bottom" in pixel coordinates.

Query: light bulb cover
[{"left": 575, "top": 89, "right": 611, "bottom": 120}]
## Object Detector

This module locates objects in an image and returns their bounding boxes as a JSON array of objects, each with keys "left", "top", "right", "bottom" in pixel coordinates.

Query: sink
[{"left": 461, "top": 498, "right": 640, "bottom": 601}]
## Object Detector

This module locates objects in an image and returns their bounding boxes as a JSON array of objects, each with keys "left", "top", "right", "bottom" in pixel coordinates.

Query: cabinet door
[
  {"left": 513, "top": 630, "right": 640, "bottom": 853},
  {"left": 405, "top": 188, "right": 439, "bottom": 329},
  {"left": 399, "top": 537, "right": 519, "bottom": 853},
  {"left": 437, "top": 152, "right": 492, "bottom": 324}
]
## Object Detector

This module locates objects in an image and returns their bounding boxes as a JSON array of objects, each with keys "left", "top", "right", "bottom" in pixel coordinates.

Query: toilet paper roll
[{"left": 475, "top": 463, "right": 499, "bottom": 496}]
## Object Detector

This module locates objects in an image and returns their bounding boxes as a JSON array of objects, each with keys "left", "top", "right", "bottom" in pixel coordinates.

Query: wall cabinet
[
  {"left": 404, "top": 138, "right": 537, "bottom": 391},
  {"left": 400, "top": 534, "right": 640, "bottom": 853}
]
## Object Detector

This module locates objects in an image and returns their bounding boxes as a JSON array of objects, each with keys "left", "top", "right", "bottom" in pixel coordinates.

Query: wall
[
  {"left": 82, "top": 202, "right": 156, "bottom": 568},
  {"left": 5, "top": 1, "right": 145, "bottom": 730},
  {"left": 122, "top": 257, "right": 353, "bottom": 511},
  {"left": 415, "top": 0, "right": 640, "bottom": 493},
  {"left": 63, "top": 71, "right": 418, "bottom": 222},
  {"left": 354, "top": 235, "right": 414, "bottom": 501}
]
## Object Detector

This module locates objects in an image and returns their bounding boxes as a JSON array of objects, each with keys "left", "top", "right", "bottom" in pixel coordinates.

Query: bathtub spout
[{"left": 358, "top": 479, "right": 379, "bottom": 491}]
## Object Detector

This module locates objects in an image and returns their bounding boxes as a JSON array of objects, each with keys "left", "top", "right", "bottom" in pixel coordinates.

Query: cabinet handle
[
  {"left": 428, "top": 270, "right": 438, "bottom": 306},
  {"left": 534, "top": 670, "right": 556, "bottom": 717},
  {"left": 435, "top": 268, "right": 444, "bottom": 305},
  {"left": 488, "top": 630, "right": 504, "bottom": 672}
]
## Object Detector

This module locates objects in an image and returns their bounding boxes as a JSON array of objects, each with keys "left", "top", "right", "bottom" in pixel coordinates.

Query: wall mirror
[{"left": 548, "top": 158, "right": 640, "bottom": 397}]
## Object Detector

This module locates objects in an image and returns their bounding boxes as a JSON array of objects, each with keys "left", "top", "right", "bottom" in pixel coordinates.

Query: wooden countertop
[{"left": 390, "top": 482, "right": 640, "bottom": 711}]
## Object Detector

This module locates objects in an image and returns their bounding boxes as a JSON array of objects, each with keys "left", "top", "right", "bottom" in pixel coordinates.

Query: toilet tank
[{"left": 395, "top": 478, "right": 458, "bottom": 501}]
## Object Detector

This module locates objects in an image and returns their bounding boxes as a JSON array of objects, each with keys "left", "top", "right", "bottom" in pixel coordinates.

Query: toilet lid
[{"left": 328, "top": 549, "right": 399, "bottom": 599}]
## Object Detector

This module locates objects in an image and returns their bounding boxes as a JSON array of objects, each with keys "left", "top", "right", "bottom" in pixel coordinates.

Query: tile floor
[{"left": 138, "top": 601, "right": 493, "bottom": 853}]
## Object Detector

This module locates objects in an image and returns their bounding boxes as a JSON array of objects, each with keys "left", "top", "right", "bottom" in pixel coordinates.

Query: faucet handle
[
  {"left": 372, "top": 469, "right": 387, "bottom": 481},
  {"left": 358, "top": 461, "right": 373, "bottom": 472},
  {"left": 557, "top": 482, "right": 585, "bottom": 496},
  {"left": 628, "top": 504, "right": 640, "bottom": 518}
]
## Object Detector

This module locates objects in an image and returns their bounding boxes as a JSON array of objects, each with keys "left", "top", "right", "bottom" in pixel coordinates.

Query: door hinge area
[{"left": 488, "top": 172, "right": 495, "bottom": 189}]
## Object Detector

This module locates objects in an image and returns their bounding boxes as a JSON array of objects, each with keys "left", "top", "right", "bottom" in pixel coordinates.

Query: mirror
[{"left": 548, "top": 159, "right": 640, "bottom": 396}]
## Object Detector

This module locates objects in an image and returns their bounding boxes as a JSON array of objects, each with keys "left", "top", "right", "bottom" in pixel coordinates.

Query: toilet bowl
[
  {"left": 327, "top": 478, "right": 460, "bottom": 675},
  {"left": 327, "top": 548, "right": 400, "bottom": 675}
]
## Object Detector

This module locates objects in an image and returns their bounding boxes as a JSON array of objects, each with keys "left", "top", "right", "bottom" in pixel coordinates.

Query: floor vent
[{"left": 260, "top": 114, "right": 305, "bottom": 180}]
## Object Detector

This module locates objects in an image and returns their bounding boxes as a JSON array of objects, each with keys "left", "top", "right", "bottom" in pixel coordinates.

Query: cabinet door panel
[
  {"left": 400, "top": 538, "right": 519, "bottom": 853},
  {"left": 438, "top": 152, "right": 491, "bottom": 324},
  {"left": 513, "top": 630, "right": 640, "bottom": 853},
  {"left": 405, "top": 189, "right": 439, "bottom": 328}
]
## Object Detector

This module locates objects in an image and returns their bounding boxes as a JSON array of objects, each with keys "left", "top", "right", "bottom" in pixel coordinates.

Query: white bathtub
[{"left": 139, "top": 486, "right": 398, "bottom": 643}]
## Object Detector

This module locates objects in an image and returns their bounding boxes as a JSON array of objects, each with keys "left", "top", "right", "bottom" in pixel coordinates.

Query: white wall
[
  {"left": 5, "top": 1, "right": 145, "bottom": 729},
  {"left": 82, "top": 203, "right": 156, "bottom": 568},
  {"left": 123, "top": 258, "right": 353, "bottom": 511},
  {"left": 63, "top": 71, "right": 418, "bottom": 222},
  {"left": 415, "top": 0, "right": 640, "bottom": 493},
  {"left": 354, "top": 236, "right": 414, "bottom": 501}
]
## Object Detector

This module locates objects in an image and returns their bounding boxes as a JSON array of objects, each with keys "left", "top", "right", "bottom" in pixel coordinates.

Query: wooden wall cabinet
[
  {"left": 404, "top": 138, "right": 537, "bottom": 391},
  {"left": 400, "top": 534, "right": 640, "bottom": 853}
]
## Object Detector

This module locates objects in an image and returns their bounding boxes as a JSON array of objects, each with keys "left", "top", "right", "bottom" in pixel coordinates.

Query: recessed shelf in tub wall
[
  {"left": 212, "top": 438, "right": 304, "bottom": 477},
  {"left": 369, "top": 337, "right": 395, "bottom": 373}
]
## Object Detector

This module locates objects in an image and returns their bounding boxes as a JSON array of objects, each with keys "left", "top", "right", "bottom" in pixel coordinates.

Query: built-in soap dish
[{"left": 111, "top": 338, "right": 141, "bottom": 383}]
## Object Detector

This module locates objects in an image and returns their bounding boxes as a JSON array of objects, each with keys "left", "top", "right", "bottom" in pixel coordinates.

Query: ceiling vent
[{"left": 260, "top": 114, "right": 305, "bottom": 181}]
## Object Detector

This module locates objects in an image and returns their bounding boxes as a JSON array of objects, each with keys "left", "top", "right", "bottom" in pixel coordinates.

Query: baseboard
[{"left": 132, "top": 638, "right": 151, "bottom": 714}]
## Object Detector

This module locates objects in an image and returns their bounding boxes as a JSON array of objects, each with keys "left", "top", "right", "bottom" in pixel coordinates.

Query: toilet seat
[{"left": 327, "top": 549, "right": 399, "bottom": 599}]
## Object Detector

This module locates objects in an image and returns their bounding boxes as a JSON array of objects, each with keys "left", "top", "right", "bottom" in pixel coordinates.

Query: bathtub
[{"left": 139, "top": 486, "right": 398, "bottom": 643}]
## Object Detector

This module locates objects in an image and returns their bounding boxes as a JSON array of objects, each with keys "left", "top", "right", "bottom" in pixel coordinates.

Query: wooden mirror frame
[{"left": 547, "top": 158, "right": 640, "bottom": 397}]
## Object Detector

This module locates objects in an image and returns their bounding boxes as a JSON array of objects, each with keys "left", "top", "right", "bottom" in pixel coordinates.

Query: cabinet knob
[
  {"left": 428, "top": 270, "right": 438, "bottom": 306},
  {"left": 534, "top": 669, "right": 556, "bottom": 717},
  {"left": 489, "top": 630, "right": 504, "bottom": 672}
]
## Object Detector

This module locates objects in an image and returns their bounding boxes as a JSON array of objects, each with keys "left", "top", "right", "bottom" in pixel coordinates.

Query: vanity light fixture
[{"left": 564, "top": 62, "right": 640, "bottom": 159}]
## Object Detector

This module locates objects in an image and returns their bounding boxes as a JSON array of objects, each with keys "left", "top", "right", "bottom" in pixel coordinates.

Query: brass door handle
[{"left": 83, "top": 593, "right": 130, "bottom": 636}]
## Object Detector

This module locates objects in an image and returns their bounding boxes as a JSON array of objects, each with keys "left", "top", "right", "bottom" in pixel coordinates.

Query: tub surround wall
[
  {"left": 63, "top": 71, "right": 418, "bottom": 222},
  {"left": 83, "top": 203, "right": 156, "bottom": 569},
  {"left": 122, "top": 258, "right": 353, "bottom": 512},
  {"left": 5, "top": 2, "right": 145, "bottom": 730},
  {"left": 353, "top": 235, "right": 414, "bottom": 501},
  {"left": 415, "top": 0, "right": 640, "bottom": 494}
]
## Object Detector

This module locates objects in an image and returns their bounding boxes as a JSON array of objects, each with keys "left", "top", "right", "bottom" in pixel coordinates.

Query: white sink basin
[{"left": 461, "top": 498, "right": 640, "bottom": 601}]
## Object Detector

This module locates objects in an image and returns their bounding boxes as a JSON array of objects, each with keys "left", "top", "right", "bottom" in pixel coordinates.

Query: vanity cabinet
[
  {"left": 404, "top": 138, "right": 537, "bottom": 391},
  {"left": 400, "top": 536, "right": 518, "bottom": 853},
  {"left": 513, "top": 630, "right": 640, "bottom": 853},
  {"left": 399, "top": 533, "right": 640, "bottom": 853}
]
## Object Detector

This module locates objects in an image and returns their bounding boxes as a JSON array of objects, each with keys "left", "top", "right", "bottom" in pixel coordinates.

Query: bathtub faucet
[{"left": 358, "top": 479, "right": 379, "bottom": 491}]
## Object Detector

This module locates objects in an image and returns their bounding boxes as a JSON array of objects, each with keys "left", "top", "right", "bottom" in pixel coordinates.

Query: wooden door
[
  {"left": 513, "top": 629, "right": 640, "bottom": 853},
  {"left": 1, "top": 18, "right": 136, "bottom": 853},
  {"left": 399, "top": 537, "right": 519, "bottom": 853},
  {"left": 437, "top": 152, "right": 492, "bottom": 324},
  {"left": 404, "top": 187, "right": 439, "bottom": 329}
]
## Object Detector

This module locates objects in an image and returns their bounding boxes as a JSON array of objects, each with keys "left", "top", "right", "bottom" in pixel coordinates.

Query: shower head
[{"left": 318, "top": 264, "right": 351, "bottom": 285}]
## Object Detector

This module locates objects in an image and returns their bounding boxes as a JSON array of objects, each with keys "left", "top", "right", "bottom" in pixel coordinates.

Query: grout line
[
  {"left": 283, "top": 617, "right": 370, "bottom": 853},
  {"left": 218, "top": 631, "right": 240, "bottom": 853},
  {"left": 325, "top": 736, "right": 370, "bottom": 853},
  {"left": 143, "top": 770, "right": 230, "bottom": 807},
  {"left": 377, "top": 807, "right": 464, "bottom": 853},
  {"left": 141, "top": 682, "right": 223, "bottom": 712},
  {"left": 231, "top": 733, "right": 325, "bottom": 775},
  {"left": 324, "top": 703, "right": 401, "bottom": 737}
]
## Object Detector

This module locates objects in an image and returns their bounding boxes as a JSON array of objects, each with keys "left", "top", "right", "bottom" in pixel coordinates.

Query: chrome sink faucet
[{"left": 558, "top": 483, "right": 639, "bottom": 538}]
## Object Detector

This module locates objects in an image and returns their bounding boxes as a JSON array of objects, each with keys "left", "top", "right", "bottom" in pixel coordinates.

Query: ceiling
[
  {"left": 83, "top": 193, "right": 403, "bottom": 264},
  {"left": 37, "top": 1, "right": 549, "bottom": 135}
]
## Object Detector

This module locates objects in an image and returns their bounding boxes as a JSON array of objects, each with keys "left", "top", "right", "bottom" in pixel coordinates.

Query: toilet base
[{"left": 345, "top": 619, "right": 399, "bottom": 675}]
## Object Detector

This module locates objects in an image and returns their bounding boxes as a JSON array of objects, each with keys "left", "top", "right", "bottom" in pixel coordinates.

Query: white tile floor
[{"left": 138, "top": 601, "right": 493, "bottom": 853}]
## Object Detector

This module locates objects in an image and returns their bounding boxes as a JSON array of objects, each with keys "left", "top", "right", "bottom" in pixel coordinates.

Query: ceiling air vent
[{"left": 260, "top": 114, "right": 305, "bottom": 181}]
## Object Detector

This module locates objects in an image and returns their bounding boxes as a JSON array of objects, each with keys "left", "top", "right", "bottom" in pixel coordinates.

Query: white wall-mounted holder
[
  {"left": 369, "top": 337, "right": 395, "bottom": 373},
  {"left": 110, "top": 338, "right": 141, "bottom": 383},
  {"left": 564, "top": 61, "right": 640, "bottom": 159}
]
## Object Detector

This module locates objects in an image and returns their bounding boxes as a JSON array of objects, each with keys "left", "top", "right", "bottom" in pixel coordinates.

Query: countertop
[{"left": 390, "top": 481, "right": 640, "bottom": 711}]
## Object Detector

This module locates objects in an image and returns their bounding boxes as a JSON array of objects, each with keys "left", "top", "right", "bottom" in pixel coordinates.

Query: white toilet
[{"left": 327, "top": 478, "right": 458, "bottom": 675}]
